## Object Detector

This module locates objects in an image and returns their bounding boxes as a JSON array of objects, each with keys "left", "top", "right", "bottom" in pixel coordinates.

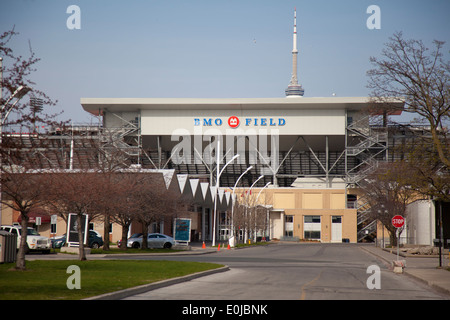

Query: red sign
[
  {"left": 228, "top": 116, "right": 240, "bottom": 128},
  {"left": 392, "top": 215, "right": 405, "bottom": 228}
]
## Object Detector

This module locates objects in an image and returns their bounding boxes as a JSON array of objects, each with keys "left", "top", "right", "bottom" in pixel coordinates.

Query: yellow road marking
[{"left": 300, "top": 271, "right": 323, "bottom": 300}]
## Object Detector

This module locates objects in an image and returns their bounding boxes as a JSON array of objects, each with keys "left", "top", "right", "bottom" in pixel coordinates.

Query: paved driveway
[{"left": 123, "top": 243, "right": 449, "bottom": 300}]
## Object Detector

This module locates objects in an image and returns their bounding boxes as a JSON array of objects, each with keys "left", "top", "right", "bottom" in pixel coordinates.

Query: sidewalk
[{"left": 361, "top": 244, "right": 450, "bottom": 296}]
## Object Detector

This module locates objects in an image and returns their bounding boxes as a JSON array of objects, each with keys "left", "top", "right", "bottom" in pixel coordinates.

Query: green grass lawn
[{"left": 0, "top": 260, "right": 223, "bottom": 300}]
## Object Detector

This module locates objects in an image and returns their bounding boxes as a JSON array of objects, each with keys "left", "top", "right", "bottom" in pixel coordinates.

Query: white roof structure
[{"left": 81, "top": 97, "right": 404, "bottom": 115}]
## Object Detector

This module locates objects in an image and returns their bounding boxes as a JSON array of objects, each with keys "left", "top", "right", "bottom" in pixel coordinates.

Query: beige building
[{"left": 230, "top": 184, "right": 357, "bottom": 243}]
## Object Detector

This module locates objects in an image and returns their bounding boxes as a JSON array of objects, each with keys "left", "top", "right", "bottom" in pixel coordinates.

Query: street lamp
[
  {"left": 255, "top": 182, "right": 272, "bottom": 203},
  {"left": 212, "top": 139, "right": 239, "bottom": 247},
  {"left": 1, "top": 85, "right": 32, "bottom": 120}
]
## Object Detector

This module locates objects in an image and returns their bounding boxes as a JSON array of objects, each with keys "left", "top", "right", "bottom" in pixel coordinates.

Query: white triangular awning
[
  {"left": 190, "top": 179, "right": 199, "bottom": 198},
  {"left": 158, "top": 169, "right": 175, "bottom": 189},
  {"left": 201, "top": 183, "right": 211, "bottom": 201},
  {"left": 177, "top": 174, "right": 188, "bottom": 193},
  {"left": 217, "top": 189, "right": 225, "bottom": 204},
  {"left": 224, "top": 191, "right": 231, "bottom": 206}
]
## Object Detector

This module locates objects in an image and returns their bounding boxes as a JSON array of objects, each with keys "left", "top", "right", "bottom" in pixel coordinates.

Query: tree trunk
[
  {"left": 102, "top": 213, "right": 110, "bottom": 251},
  {"left": 77, "top": 214, "right": 86, "bottom": 261},
  {"left": 15, "top": 213, "right": 29, "bottom": 270},
  {"left": 141, "top": 221, "right": 149, "bottom": 249},
  {"left": 120, "top": 224, "right": 130, "bottom": 250}
]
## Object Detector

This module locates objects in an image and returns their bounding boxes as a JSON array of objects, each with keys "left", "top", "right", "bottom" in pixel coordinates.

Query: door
[
  {"left": 331, "top": 216, "right": 342, "bottom": 243},
  {"left": 148, "top": 234, "right": 161, "bottom": 248}
]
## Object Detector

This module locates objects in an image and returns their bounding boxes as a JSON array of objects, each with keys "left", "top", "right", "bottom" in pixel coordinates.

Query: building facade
[{"left": 79, "top": 96, "right": 404, "bottom": 243}]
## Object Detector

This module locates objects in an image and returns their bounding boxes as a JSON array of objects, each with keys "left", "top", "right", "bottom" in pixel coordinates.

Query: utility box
[{"left": 0, "top": 231, "right": 17, "bottom": 263}]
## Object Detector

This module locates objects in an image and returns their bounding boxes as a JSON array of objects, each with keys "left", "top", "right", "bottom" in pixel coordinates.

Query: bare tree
[
  {"left": 1, "top": 27, "right": 65, "bottom": 269},
  {"left": 396, "top": 138, "right": 449, "bottom": 202},
  {"left": 1, "top": 27, "right": 63, "bottom": 132},
  {"left": 44, "top": 171, "right": 103, "bottom": 260},
  {"left": 0, "top": 167, "right": 48, "bottom": 270},
  {"left": 367, "top": 32, "right": 449, "bottom": 167},
  {"left": 133, "top": 173, "right": 181, "bottom": 249},
  {"left": 107, "top": 173, "right": 140, "bottom": 250},
  {"left": 360, "top": 162, "right": 416, "bottom": 246},
  {"left": 232, "top": 190, "right": 264, "bottom": 244}
]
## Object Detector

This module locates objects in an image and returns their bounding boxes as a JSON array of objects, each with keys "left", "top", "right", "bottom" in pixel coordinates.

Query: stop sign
[{"left": 392, "top": 215, "right": 405, "bottom": 228}]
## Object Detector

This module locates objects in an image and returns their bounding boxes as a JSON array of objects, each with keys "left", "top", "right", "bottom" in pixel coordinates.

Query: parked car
[
  {"left": 127, "top": 233, "right": 175, "bottom": 249},
  {"left": 88, "top": 230, "right": 104, "bottom": 249},
  {"left": 117, "top": 233, "right": 142, "bottom": 248},
  {"left": 0, "top": 225, "right": 51, "bottom": 254},
  {"left": 51, "top": 230, "right": 104, "bottom": 249},
  {"left": 51, "top": 234, "right": 66, "bottom": 248}
]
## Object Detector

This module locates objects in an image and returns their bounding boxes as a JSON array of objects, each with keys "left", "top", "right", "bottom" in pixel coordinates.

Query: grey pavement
[
  {"left": 25, "top": 241, "right": 450, "bottom": 299},
  {"left": 360, "top": 244, "right": 450, "bottom": 296}
]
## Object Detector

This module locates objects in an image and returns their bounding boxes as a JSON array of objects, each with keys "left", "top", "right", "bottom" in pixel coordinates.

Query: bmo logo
[{"left": 228, "top": 116, "right": 240, "bottom": 128}]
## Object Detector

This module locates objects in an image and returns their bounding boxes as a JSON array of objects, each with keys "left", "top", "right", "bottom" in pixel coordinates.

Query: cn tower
[{"left": 285, "top": 7, "right": 305, "bottom": 97}]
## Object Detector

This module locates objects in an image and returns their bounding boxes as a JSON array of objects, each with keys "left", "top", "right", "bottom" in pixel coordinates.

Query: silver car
[{"left": 127, "top": 233, "right": 175, "bottom": 249}]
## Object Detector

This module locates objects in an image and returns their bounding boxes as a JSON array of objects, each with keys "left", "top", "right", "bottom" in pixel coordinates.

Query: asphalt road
[{"left": 120, "top": 243, "right": 449, "bottom": 300}]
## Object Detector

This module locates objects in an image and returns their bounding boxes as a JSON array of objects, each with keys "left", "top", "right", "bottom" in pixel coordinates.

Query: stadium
[{"left": 3, "top": 9, "right": 446, "bottom": 247}]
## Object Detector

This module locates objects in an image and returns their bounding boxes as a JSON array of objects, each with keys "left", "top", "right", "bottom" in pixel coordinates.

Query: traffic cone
[
  {"left": 218, "top": 244, "right": 221, "bottom": 251},
  {"left": 227, "top": 243, "right": 230, "bottom": 250},
  {"left": 202, "top": 241, "right": 206, "bottom": 249}
]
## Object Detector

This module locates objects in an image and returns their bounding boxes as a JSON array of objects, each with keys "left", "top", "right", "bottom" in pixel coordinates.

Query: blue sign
[
  {"left": 174, "top": 218, "right": 191, "bottom": 242},
  {"left": 194, "top": 116, "right": 286, "bottom": 127}
]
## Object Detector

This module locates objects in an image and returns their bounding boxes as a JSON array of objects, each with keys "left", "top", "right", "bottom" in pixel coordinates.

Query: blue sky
[{"left": 1, "top": 0, "right": 449, "bottom": 123}]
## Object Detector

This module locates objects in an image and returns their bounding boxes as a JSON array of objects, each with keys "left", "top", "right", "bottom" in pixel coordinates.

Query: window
[
  {"left": 304, "top": 215, "right": 320, "bottom": 223},
  {"left": 304, "top": 216, "right": 321, "bottom": 240},
  {"left": 304, "top": 231, "right": 321, "bottom": 239},
  {"left": 285, "top": 230, "right": 293, "bottom": 237},
  {"left": 285, "top": 215, "right": 294, "bottom": 237},
  {"left": 347, "top": 194, "right": 357, "bottom": 208},
  {"left": 332, "top": 216, "right": 342, "bottom": 223}
]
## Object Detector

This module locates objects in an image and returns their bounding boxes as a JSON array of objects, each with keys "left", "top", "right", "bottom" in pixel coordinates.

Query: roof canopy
[{"left": 81, "top": 97, "right": 405, "bottom": 116}]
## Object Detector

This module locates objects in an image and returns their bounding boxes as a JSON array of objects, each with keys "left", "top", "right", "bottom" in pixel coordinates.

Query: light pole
[
  {"left": 377, "top": 205, "right": 388, "bottom": 248},
  {"left": 212, "top": 139, "right": 239, "bottom": 247}
]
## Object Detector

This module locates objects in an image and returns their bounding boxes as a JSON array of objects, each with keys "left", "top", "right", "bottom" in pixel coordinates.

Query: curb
[
  {"left": 402, "top": 269, "right": 450, "bottom": 297},
  {"left": 83, "top": 265, "right": 230, "bottom": 300},
  {"left": 360, "top": 246, "right": 450, "bottom": 297}
]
